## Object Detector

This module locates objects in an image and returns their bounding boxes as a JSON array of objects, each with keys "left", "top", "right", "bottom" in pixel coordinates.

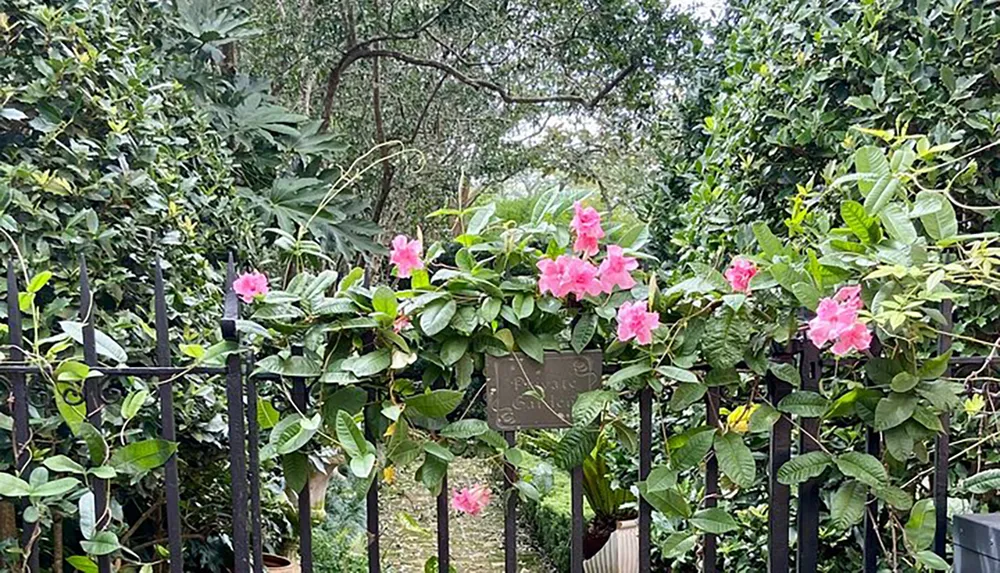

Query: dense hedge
[{"left": 650, "top": 0, "right": 1000, "bottom": 265}]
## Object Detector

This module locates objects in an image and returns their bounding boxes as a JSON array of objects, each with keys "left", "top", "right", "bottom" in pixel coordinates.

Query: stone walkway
[{"left": 378, "top": 457, "right": 553, "bottom": 573}]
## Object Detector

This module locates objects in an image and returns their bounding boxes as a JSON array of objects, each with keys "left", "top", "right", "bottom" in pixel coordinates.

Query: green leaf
[
  {"left": 884, "top": 425, "right": 914, "bottom": 461},
  {"left": 914, "top": 551, "right": 949, "bottom": 571},
  {"left": 778, "top": 391, "right": 828, "bottom": 417},
  {"left": 714, "top": 431, "right": 755, "bottom": 488},
  {"left": 0, "top": 473, "right": 31, "bottom": 497},
  {"left": 863, "top": 176, "right": 899, "bottom": 216},
  {"left": 890, "top": 372, "right": 920, "bottom": 393},
  {"left": 79, "top": 424, "right": 108, "bottom": 465},
  {"left": 572, "top": 390, "right": 615, "bottom": 426},
  {"left": 830, "top": 481, "right": 866, "bottom": 530},
  {"left": 905, "top": 499, "right": 936, "bottom": 551},
  {"left": 27, "top": 271, "right": 53, "bottom": 293},
  {"left": 874, "top": 392, "right": 917, "bottom": 431},
  {"left": 406, "top": 390, "right": 464, "bottom": 418},
  {"left": 881, "top": 204, "right": 917, "bottom": 244},
  {"left": 67, "top": 556, "right": 99, "bottom": 573},
  {"left": 875, "top": 485, "right": 913, "bottom": 511},
  {"left": 644, "top": 466, "right": 678, "bottom": 493},
  {"left": 514, "top": 330, "right": 544, "bottom": 364},
  {"left": 658, "top": 366, "right": 699, "bottom": 384},
  {"left": 59, "top": 321, "right": 128, "bottom": 363},
  {"left": 669, "top": 427, "right": 716, "bottom": 471},
  {"left": 120, "top": 389, "right": 149, "bottom": 420},
  {"left": 691, "top": 508, "right": 739, "bottom": 534},
  {"left": 420, "top": 299, "right": 457, "bottom": 336},
  {"left": 440, "top": 419, "right": 489, "bottom": 439},
  {"left": 777, "top": 451, "right": 831, "bottom": 485},
  {"left": 835, "top": 452, "right": 888, "bottom": 488},
  {"left": 270, "top": 414, "right": 320, "bottom": 455},
  {"left": 31, "top": 477, "right": 81, "bottom": 497},
  {"left": 81, "top": 531, "right": 120, "bottom": 556},
  {"left": 371, "top": 285, "right": 398, "bottom": 317},
  {"left": 335, "top": 411, "right": 369, "bottom": 459},
  {"left": 702, "top": 309, "right": 749, "bottom": 369},
  {"left": 440, "top": 337, "right": 469, "bottom": 366},
  {"left": 42, "top": 455, "right": 86, "bottom": 475},
  {"left": 258, "top": 398, "right": 281, "bottom": 430},
  {"left": 342, "top": 349, "right": 391, "bottom": 377},
  {"left": 841, "top": 201, "right": 876, "bottom": 244},
  {"left": 255, "top": 354, "right": 322, "bottom": 378},
  {"left": 282, "top": 453, "right": 308, "bottom": 493},
  {"left": 855, "top": 146, "right": 891, "bottom": 196},
  {"left": 571, "top": 313, "right": 598, "bottom": 354},
  {"left": 769, "top": 362, "right": 801, "bottom": 386},
  {"left": 669, "top": 383, "right": 707, "bottom": 412},
  {"left": 608, "top": 363, "right": 652, "bottom": 385},
  {"left": 638, "top": 484, "right": 691, "bottom": 519},
  {"left": 480, "top": 298, "right": 502, "bottom": 323},
  {"left": 961, "top": 469, "right": 1000, "bottom": 494},
  {"left": 919, "top": 351, "right": 952, "bottom": 379},
  {"left": 554, "top": 426, "right": 597, "bottom": 470},
  {"left": 916, "top": 192, "right": 957, "bottom": 241},
  {"left": 512, "top": 294, "right": 535, "bottom": 319},
  {"left": 467, "top": 203, "right": 496, "bottom": 235},
  {"left": 752, "top": 222, "right": 785, "bottom": 258},
  {"left": 790, "top": 282, "right": 821, "bottom": 309},
  {"left": 423, "top": 442, "right": 455, "bottom": 462},
  {"left": 111, "top": 439, "right": 178, "bottom": 473}
]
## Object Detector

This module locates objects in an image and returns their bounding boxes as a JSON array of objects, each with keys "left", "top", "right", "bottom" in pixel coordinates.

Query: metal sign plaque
[{"left": 485, "top": 350, "right": 603, "bottom": 431}]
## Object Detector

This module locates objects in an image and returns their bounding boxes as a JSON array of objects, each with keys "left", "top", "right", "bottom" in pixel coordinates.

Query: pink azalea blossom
[
  {"left": 571, "top": 202, "right": 605, "bottom": 256},
  {"left": 393, "top": 314, "right": 411, "bottom": 333},
  {"left": 598, "top": 245, "right": 638, "bottom": 293},
  {"left": 232, "top": 272, "right": 269, "bottom": 303},
  {"left": 561, "top": 256, "right": 603, "bottom": 299},
  {"left": 389, "top": 235, "right": 423, "bottom": 278},
  {"left": 616, "top": 300, "right": 660, "bottom": 345},
  {"left": 537, "top": 256, "right": 568, "bottom": 297},
  {"left": 452, "top": 484, "right": 491, "bottom": 516},
  {"left": 724, "top": 257, "right": 758, "bottom": 293},
  {"left": 537, "top": 255, "right": 602, "bottom": 300},
  {"left": 831, "top": 322, "right": 873, "bottom": 356}
]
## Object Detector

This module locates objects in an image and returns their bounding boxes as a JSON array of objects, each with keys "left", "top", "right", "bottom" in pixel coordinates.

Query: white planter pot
[{"left": 583, "top": 518, "right": 639, "bottom": 573}]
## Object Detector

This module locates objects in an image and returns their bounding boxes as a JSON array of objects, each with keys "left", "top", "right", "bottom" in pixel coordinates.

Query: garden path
[{"left": 378, "top": 456, "right": 553, "bottom": 573}]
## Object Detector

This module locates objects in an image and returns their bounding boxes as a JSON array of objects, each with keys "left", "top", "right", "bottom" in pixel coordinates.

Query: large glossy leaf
[
  {"left": 59, "top": 321, "right": 128, "bottom": 364},
  {"left": 714, "top": 431, "right": 755, "bottom": 488},
  {"left": 405, "top": 390, "right": 464, "bottom": 418},
  {"left": 830, "top": 480, "right": 866, "bottom": 530},
  {"left": 420, "top": 299, "right": 457, "bottom": 336},
  {"left": 110, "top": 439, "right": 177, "bottom": 473},
  {"left": 342, "top": 349, "right": 391, "bottom": 377},
  {"left": 777, "top": 451, "right": 831, "bottom": 485},
  {"left": 835, "top": 452, "right": 887, "bottom": 488},
  {"left": 691, "top": 508, "right": 739, "bottom": 534}
]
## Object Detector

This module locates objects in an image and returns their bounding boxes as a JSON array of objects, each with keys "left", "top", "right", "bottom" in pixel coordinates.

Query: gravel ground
[{"left": 378, "top": 457, "right": 554, "bottom": 573}]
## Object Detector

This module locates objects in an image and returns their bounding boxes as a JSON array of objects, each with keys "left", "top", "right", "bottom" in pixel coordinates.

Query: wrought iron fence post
[
  {"left": 7, "top": 264, "right": 38, "bottom": 572},
  {"left": 223, "top": 254, "right": 250, "bottom": 573},
  {"left": 291, "top": 345, "right": 313, "bottom": 573},
  {"left": 154, "top": 261, "right": 184, "bottom": 573},
  {"left": 797, "top": 340, "right": 822, "bottom": 573},
  {"left": 934, "top": 300, "right": 953, "bottom": 559},
  {"left": 767, "top": 372, "right": 792, "bottom": 573}
]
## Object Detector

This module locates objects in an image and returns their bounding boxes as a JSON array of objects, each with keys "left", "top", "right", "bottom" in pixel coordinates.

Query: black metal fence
[{"left": 0, "top": 260, "right": 980, "bottom": 572}]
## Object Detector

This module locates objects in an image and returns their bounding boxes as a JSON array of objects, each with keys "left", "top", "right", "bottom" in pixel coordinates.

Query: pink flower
[
  {"left": 537, "top": 256, "right": 602, "bottom": 300},
  {"left": 598, "top": 245, "right": 638, "bottom": 293},
  {"left": 724, "top": 257, "right": 758, "bottom": 293},
  {"left": 452, "top": 484, "right": 491, "bottom": 516},
  {"left": 393, "top": 314, "right": 411, "bottom": 333},
  {"left": 831, "top": 322, "right": 872, "bottom": 356},
  {"left": 834, "top": 285, "right": 863, "bottom": 311},
  {"left": 537, "top": 257, "right": 567, "bottom": 297},
  {"left": 806, "top": 284, "right": 871, "bottom": 356},
  {"left": 389, "top": 235, "right": 423, "bottom": 278},
  {"left": 571, "top": 202, "right": 604, "bottom": 256},
  {"left": 233, "top": 272, "right": 269, "bottom": 304},
  {"left": 616, "top": 301, "right": 660, "bottom": 345},
  {"left": 807, "top": 299, "right": 857, "bottom": 347},
  {"left": 561, "top": 257, "right": 603, "bottom": 299}
]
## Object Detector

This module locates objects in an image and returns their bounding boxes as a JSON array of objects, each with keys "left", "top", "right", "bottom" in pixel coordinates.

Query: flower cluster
[
  {"left": 725, "top": 257, "right": 758, "bottom": 293},
  {"left": 807, "top": 286, "right": 872, "bottom": 356},
  {"left": 451, "top": 484, "right": 491, "bottom": 516},
  {"left": 536, "top": 205, "right": 639, "bottom": 299}
]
